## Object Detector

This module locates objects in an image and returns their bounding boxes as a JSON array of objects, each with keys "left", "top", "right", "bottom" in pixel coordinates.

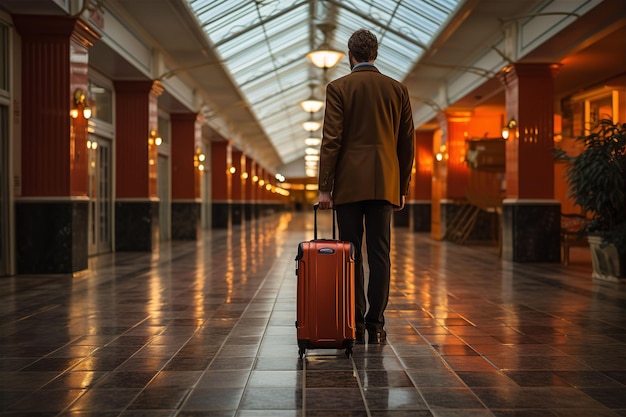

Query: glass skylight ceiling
[{"left": 186, "top": 0, "right": 462, "bottom": 167}]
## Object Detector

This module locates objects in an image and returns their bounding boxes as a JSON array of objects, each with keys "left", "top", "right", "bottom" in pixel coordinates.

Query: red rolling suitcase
[{"left": 295, "top": 204, "right": 356, "bottom": 358}]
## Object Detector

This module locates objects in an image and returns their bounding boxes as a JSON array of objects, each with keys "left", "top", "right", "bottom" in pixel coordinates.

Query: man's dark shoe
[
  {"left": 356, "top": 330, "right": 365, "bottom": 344},
  {"left": 368, "top": 330, "right": 387, "bottom": 344}
]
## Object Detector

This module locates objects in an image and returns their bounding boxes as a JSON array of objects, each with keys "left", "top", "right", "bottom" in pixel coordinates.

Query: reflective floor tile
[
  {"left": 358, "top": 370, "right": 414, "bottom": 388},
  {"left": 247, "top": 370, "right": 302, "bottom": 388},
  {"left": 180, "top": 388, "right": 244, "bottom": 411},
  {"left": 240, "top": 387, "right": 302, "bottom": 410},
  {"left": 1, "top": 212, "right": 624, "bottom": 417},
  {"left": 304, "top": 388, "right": 364, "bottom": 410}
]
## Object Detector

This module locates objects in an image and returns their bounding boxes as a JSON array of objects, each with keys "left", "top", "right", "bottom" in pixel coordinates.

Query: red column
[
  {"left": 437, "top": 111, "right": 471, "bottom": 200},
  {"left": 13, "top": 16, "right": 99, "bottom": 273},
  {"left": 211, "top": 141, "right": 229, "bottom": 202},
  {"left": 243, "top": 155, "right": 253, "bottom": 220},
  {"left": 251, "top": 160, "right": 259, "bottom": 217},
  {"left": 211, "top": 141, "right": 229, "bottom": 228},
  {"left": 114, "top": 81, "right": 163, "bottom": 198},
  {"left": 113, "top": 80, "right": 163, "bottom": 251},
  {"left": 231, "top": 148, "right": 243, "bottom": 224},
  {"left": 414, "top": 130, "right": 434, "bottom": 200},
  {"left": 257, "top": 167, "right": 267, "bottom": 215},
  {"left": 500, "top": 63, "right": 560, "bottom": 199},
  {"left": 171, "top": 113, "right": 202, "bottom": 239},
  {"left": 412, "top": 130, "right": 434, "bottom": 232},
  {"left": 231, "top": 149, "right": 243, "bottom": 203},
  {"left": 498, "top": 63, "right": 561, "bottom": 262},
  {"left": 171, "top": 113, "right": 201, "bottom": 200},
  {"left": 431, "top": 111, "right": 471, "bottom": 239},
  {"left": 14, "top": 16, "right": 100, "bottom": 197}
]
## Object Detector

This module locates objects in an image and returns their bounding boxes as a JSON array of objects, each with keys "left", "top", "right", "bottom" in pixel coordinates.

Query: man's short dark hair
[{"left": 348, "top": 29, "right": 378, "bottom": 62}]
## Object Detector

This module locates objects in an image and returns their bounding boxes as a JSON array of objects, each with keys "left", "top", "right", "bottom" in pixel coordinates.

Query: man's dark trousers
[{"left": 335, "top": 200, "right": 392, "bottom": 335}]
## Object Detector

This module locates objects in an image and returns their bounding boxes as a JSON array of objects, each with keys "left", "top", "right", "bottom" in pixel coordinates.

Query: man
[{"left": 317, "top": 29, "right": 415, "bottom": 344}]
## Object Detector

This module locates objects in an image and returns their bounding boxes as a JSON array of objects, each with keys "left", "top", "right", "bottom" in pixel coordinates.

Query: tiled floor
[{"left": 1, "top": 210, "right": 626, "bottom": 417}]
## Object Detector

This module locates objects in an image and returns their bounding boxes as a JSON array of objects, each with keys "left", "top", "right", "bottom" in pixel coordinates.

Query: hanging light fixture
[
  {"left": 300, "top": 98, "right": 324, "bottom": 113},
  {"left": 302, "top": 113, "right": 321, "bottom": 132},
  {"left": 299, "top": 98, "right": 324, "bottom": 113},
  {"left": 299, "top": 83, "right": 323, "bottom": 113},
  {"left": 307, "top": 48, "right": 344, "bottom": 69},
  {"left": 305, "top": 137, "right": 321, "bottom": 146},
  {"left": 306, "top": 23, "right": 345, "bottom": 70}
]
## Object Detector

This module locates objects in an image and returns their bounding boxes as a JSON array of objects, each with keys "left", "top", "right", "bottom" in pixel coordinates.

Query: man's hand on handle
[
  {"left": 318, "top": 191, "right": 333, "bottom": 210},
  {"left": 394, "top": 195, "right": 406, "bottom": 211}
]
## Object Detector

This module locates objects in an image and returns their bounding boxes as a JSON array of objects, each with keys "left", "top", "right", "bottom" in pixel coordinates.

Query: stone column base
[
  {"left": 393, "top": 206, "right": 410, "bottom": 227},
  {"left": 16, "top": 199, "right": 88, "bottom": 273},
  {"left": 115, "top": 200, "right": 159, "bottom": 251},
  {"left": 172, "top": 201, "right": 201, "bottom": 240},
  {"left": 410, "top": 201, "right": 431, "bottom": 232},
  {"left": 501, "top": 199, "right": 560, "bottom": 262},
  {"left": 212, "top": 202, "right": 230, "bottom": 229}
]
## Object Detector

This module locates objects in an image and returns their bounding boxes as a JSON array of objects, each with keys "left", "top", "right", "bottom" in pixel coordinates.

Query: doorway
[
  {"left": 158, "top": 154, "right": 170, "bottom": 241},
  {"left": 0, "top": 104, "right": 8, "bottom": 275},
  {"left": 87, "top": 135, "right": 112, "bottom": 256}
]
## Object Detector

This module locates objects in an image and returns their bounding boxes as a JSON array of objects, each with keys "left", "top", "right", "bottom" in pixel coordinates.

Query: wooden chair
[{"left": 561, "top": 213, "right": 589, "bottom": 265}]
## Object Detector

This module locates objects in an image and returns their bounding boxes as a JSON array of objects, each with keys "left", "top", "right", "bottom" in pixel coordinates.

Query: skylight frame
[{"left": 186, "top": 0, "right": 462, "bottom": 166}]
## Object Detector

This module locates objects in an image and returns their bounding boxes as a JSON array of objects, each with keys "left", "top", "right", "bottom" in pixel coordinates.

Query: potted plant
[{"left": 555, "top": 118, "right": 626, "bottom": 281}]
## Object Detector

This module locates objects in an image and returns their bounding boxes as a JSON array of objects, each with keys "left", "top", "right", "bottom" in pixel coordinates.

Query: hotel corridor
[{"left": 1, "top": 210, "right": 625, "bottom": 417}]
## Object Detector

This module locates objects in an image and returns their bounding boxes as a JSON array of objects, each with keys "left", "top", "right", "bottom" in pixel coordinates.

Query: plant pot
[{"left": 587, "top": 234, "right": 625, "bottom": 281}]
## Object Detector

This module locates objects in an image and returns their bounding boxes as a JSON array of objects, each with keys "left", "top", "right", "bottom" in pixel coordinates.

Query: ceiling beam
[
  {"left": 323, "top": 0, "right": 428, "bottom": 50},
  {"left": 211, "top": 0, "right": 309, "bottom": 48}
]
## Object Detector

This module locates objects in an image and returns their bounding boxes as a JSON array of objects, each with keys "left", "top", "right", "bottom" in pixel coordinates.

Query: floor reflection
[{"left": 1, "top": 210, "right": 625, "bottom": 416}]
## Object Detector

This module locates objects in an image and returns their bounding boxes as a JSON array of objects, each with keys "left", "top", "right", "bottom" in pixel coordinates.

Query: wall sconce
[
  {"left": 435, "top": 145, "right": 447, "bottom": 162},
  {"left": 501, "top": 118, "right": 518, "bottom": 140},
  {"left": 194, "top": 151, "right": 206, "bottom": 171},
  {"left": 252, "top": 175, "right": 259, "bottom": 183},
  {"left": 241, "top": 172, "right": 249, "bottom": 179},
  {"left": 149, "top": 130, "right": 163, "bottom": 146},
  {"left": 228, "top": 166, "right": 236, "bottom": 175},
  {"left": 71, "top": 88, "right": 92, "bottom": 119}
]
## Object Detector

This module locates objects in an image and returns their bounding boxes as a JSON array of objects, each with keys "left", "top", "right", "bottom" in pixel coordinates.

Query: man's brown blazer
[{"left": 318, "top": 65, "right": 415, "bottom": 207}]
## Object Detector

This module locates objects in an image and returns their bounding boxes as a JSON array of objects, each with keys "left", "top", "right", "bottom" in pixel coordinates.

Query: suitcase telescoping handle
[{"left": 313, "top": 203, "right": 336, "bottom": 240}]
